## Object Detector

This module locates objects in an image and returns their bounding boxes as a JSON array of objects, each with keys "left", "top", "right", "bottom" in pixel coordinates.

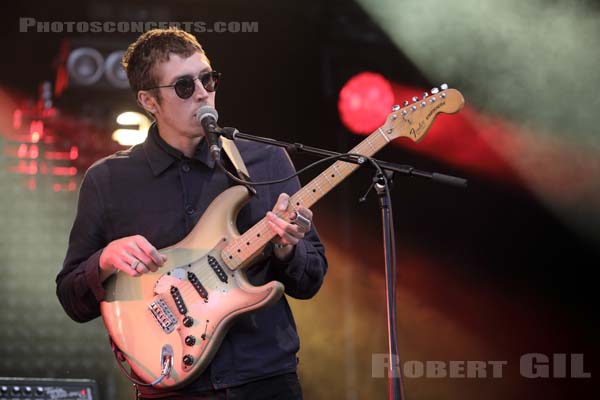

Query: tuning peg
[
  {"left": 410, "top": 105, "right": 417, "bottom": 111},
  {"left": 440, "top": 83, "right": 448, "bottom": 90},
  {"left": 403, "top": 100, "right": 409, "bottom": 107},
  {"left": 392, "top": 104, "right": 400, "bottom": 112},
  {"left": 422, "top": 92, "right": 429, "bottom": 99},
  {"left": 430, "top": 87, "right": 439, "bottom": 94},
  {"left": 420, "top": 101, "right": 427, "bottom": 107},
  {"left": 412, "top": 96, "right": 419, "bottom": 103}
]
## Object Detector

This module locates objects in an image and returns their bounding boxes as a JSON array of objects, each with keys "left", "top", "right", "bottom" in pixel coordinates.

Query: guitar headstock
[{"left": 380, "top": 85, "right": 465, "bottom": 143}]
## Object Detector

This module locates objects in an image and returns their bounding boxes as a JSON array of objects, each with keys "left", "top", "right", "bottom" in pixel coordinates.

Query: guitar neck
[{"left": 221, "top": 127, "right": 391, "bottom": 270}]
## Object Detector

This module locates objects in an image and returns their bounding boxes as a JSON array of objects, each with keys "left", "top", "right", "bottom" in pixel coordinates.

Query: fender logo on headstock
[{"left": 410, "top": 121, "right": 425, "bottom": 138}]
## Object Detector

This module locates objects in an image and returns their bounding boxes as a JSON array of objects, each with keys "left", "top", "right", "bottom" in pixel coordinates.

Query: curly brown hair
[{"left": 121, "top": 28, "right": 210, "bottom": 102}]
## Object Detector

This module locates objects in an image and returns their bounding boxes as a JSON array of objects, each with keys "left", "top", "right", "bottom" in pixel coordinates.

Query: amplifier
[{"left": 0, "top": 377, "right": 99, "bottom": 400}]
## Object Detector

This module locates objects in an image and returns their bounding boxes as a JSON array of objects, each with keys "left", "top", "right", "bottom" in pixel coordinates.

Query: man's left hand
[{"left": 267, "top": 193, "right": 313, "bottom": 260}]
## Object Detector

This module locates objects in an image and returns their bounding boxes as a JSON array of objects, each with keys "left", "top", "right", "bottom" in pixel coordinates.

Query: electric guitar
[{"left": 100, "top": 87, "right": 465, "bottom": 388}]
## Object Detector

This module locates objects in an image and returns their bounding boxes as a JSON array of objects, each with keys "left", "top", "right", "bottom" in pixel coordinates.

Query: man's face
[{"left": 151, "top": 52, "right": 216, "bottom": 138}]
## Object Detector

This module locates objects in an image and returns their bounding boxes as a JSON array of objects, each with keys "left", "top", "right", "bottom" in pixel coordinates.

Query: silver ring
[
  {"left": 293, "top": 212, "right": 311, "bottom": 231},
  {"left": 131, "top": 260, "right": 140, "bottom": 271}
]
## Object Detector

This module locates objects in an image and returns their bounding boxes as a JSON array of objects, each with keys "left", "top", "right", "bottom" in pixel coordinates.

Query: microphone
[{"left": 196, "top": 105, "right": 221, "bottom": 161}]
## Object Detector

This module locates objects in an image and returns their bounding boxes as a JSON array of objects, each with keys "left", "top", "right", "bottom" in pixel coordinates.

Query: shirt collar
[{"left": 143, "top": 122, "right": 216, "bottom": 176}]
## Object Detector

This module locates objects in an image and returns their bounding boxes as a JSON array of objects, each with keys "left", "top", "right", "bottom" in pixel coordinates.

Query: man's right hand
[{"left": 99, "top": 235, "right": 168, "bottom": 281}]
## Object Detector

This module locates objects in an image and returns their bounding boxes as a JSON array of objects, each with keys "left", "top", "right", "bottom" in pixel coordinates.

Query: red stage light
[
  {"left": 69, "top": 146, "right": 79, "bottom": 160},
  {"left": 338, "top": 72, "right": 394, "bottom": 134},
  {"left": 29, "top": 120, "right": 43, "bottom": 143},
  {"left": 17, "top": 144, "right": 27, "bottom": 158},
  {"left": 13, "top": 108, "right": 22, "bottom": 130}
]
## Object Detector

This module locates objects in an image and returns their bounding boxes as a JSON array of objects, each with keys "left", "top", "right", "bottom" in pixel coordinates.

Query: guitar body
[{"left": 100, "top": 185, "right": 284, "bottom": 388}]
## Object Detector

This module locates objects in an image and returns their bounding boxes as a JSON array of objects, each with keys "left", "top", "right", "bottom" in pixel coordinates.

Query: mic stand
[
  {"left": 219, "top": 127, "right": 468, "bottom": 187},
  {"left": 374, "top": 170, "right": 404, "bottom": 400},
  {"left": 218, "top": 127, "right": 468, "bottom": 400}
]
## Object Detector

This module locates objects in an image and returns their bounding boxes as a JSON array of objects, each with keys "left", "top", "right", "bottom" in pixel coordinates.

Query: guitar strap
[
  {"left": 220, "top": 137, "right": 257, "bottom": 196},
  {"left": 221, "top": 137, "right": 250, "bottom": 181}
]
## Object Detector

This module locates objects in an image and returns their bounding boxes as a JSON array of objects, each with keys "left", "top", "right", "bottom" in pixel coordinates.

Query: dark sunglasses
[{"left": 146, "top": 71, "right": 221, "bottom": 99}]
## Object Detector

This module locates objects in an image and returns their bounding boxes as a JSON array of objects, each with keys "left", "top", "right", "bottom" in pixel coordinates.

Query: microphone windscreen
[{"left": 196, "top": 105, "right": 219, "bottom": 123}]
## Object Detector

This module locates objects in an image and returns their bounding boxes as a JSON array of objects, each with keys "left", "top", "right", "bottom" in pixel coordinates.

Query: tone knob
[
  {"left": 185, "top": 335, "right": 196, "bottom": 346},
  {"left": 183, "top": 354, "right": 194, "bottom": 366},
  {"left": 183, "top": 316, "right": 194, "bottom": 327}
]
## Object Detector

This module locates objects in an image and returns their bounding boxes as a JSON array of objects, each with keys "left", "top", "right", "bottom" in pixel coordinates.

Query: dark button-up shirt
[{"left": 56, "top": 124, "right": 328, "bottom": 396}]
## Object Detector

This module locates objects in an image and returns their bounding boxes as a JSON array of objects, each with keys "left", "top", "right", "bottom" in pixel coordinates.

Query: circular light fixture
[
  {"left": 104, "top": 51, "right": 129, "bottom": 89},
  {"left": 66, "top": 47, "right": 104, "bottom": 86}
]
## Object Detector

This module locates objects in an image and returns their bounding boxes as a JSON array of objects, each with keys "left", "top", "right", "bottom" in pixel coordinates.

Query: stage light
[
  {"left": 338, "top": 72, "right": 394, "bottom": 134},
  {"left": 116, "top": 111, "right": 146, "bottom": 126},
  {"left": 29, "top": 120, "right": 43, "bottom": 143},
  {"left": 112, "top": 111, "right": 151, "bottom": 146},
  {"left": 66, "top": 47, "right": 104, "bottom": 86},
  {"left": 104, "top": 51, "right": 129, "bottom": 89}
]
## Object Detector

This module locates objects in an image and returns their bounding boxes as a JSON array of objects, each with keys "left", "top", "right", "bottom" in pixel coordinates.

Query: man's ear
[{"left": 137, "top": 91, "right": 158, "bottom": 114}]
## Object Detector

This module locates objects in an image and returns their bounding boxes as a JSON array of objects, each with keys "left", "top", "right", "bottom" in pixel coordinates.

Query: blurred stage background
[{"left": 0, "top": 0, "right": 598, "bottom": 398}]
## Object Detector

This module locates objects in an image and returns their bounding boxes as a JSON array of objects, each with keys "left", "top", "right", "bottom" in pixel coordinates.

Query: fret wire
[{"left": 378, "top": 127, "right": 391, "bottom": 143}]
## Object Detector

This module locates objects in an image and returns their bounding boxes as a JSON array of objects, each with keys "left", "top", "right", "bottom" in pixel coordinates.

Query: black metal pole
[{"left": 375, "top": 175, "right": 405, "bottom": 400}]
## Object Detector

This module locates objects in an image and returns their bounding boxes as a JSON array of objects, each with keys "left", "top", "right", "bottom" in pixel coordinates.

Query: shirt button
[
  {"left": 185, "top": 205, "right": 195, "bottom": 215},
  {"left": 181, "top": 162, "right": 191, "bottom": 172}
]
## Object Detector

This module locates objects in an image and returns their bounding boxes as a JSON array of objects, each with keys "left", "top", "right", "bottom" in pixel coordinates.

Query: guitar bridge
[{"left": 149, "top": 298, "right": 177, "bottom": 334}]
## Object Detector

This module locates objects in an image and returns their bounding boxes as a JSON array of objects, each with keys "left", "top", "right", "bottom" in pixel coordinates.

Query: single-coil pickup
[
  {"left": 148, "top": 298, "right": 177, "bottom": 334},
  {"left": 207, "top": 255, "right": 228, "bottom": 283},
  {"left": 170, "top": 286, "right": 188, "bottom": 315},
  {"left": 188, "top": 271, "right": 209, "bottom": 301}
]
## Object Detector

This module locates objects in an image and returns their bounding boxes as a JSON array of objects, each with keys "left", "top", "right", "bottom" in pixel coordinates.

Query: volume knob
[
  {"left": 183, "top": 354, "right": 194, "bottom": 366},
  {"left": 185, "top": 335, "right": 196, "bottom": 346}
]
